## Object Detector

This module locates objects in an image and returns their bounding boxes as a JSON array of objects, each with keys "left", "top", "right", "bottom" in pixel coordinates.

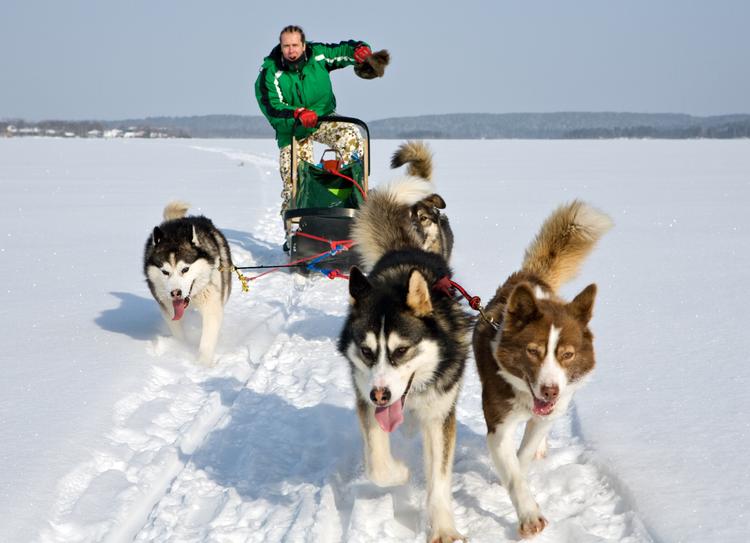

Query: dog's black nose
[
  {"left": 540, "top": 384, "right": 559, "bottom": 402},
  {"left": 370, "top": 387, "right": 391, "bottom": 406},
  {"left": 171, "top": 289, "right": 182, "bottom": 299}
]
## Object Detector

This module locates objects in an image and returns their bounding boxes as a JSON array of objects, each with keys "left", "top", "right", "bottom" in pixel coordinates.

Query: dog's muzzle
[{"left": 371, "top": 372, "right": 415, "bottom": 433}]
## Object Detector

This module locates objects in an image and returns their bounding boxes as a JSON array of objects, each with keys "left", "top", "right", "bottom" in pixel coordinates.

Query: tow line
[{"left": 228, "top": 234, "right": 356, "bottom": 291}]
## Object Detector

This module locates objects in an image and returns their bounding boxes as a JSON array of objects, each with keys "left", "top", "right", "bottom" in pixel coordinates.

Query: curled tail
[
  {"left": 390, "top": 141, "right": 432, "bottom": 180},
  {"left": 522, "top": 200, "right": 613, "bottom": 292},
  {"left": 163, "top": 201, "right": 190, "bottom": 221}
]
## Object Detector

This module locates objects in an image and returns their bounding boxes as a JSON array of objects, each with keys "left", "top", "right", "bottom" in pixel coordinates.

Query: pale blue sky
[{"left": 2, "top": 0, "right": 749, "bottom": 121}]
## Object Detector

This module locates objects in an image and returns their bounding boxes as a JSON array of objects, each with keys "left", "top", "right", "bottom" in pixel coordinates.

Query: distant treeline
[
  {"left": 368, "top": 113, "right": 750, "bottom": 139},
  {"left": 2, "top": 118, "right": 189, "bottom": 138},
  {"left": 106, "top": 115, "right": 270, "bottom": 139},
  {"left": 4, "top": 113, "right": 750, "bottom": 139}
]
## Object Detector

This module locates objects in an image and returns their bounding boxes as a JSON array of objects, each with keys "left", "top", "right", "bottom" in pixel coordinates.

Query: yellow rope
[
  {"left": 233, "top": 267, "right": 250, "bottom": 292},
  {"left": 220, "top": 265, "right": 250, "bottom": 293}
]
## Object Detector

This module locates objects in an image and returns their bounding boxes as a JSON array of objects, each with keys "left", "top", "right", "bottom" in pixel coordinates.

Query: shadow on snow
[
  {"left": 223, "top": 228, "right": 284, "bottom": 266},
  {"left": 185, "top": 378, "right": 507, "bottom": 537},
  {"left": 95, "top": 291, "right": 162, "bottom": 340}
]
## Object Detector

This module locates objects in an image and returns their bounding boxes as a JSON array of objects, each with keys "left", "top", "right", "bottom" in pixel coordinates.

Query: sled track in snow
[
  {"left": 38, "top": 145, "right": 655, "bottom": 542},
  {"left": 39, "top": 208, "right": 654, "bottom": 542},
  {"left": 37, "top": 206, "right": 314, "bottom": 543}
]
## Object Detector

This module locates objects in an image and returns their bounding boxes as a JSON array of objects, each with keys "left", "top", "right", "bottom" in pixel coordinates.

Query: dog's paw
[
  {"left": 518, "top": 511, "right": 547, "bottom": 539},
  {"left": 197, "top": 350, "right": 216, "bottom": 366},
  {"left": 367, "top": 460, "right": 409, "bottom": 487},
  {"left": 428, "top": 527, "right": 466, "bottom": 543}
]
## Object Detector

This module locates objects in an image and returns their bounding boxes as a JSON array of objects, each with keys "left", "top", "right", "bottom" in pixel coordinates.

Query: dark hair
[{"left": 279, "top": 25, "right": 305, "bottom": 44}]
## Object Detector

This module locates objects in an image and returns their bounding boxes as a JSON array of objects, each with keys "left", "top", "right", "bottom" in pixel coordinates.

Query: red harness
[{"left": 433, "top": 275, "right": 499, "bottom": 329}]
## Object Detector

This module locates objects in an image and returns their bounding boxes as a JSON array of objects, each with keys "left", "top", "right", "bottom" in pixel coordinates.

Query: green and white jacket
[{"left": 255, "top": 40, "right": 368, "bottom": 148}]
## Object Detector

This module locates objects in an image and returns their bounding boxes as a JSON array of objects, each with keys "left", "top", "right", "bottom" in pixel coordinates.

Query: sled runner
[{"left": 283, "top": 116, "right": 370, "bottom": 273}]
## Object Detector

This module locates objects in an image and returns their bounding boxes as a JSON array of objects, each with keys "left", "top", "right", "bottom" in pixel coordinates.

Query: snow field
[
  {"left": 39, "top": 192, "right": 651, "bottom": 542},
  {"left": 8, "top": 138, "right": 746, "bottom": 542}
]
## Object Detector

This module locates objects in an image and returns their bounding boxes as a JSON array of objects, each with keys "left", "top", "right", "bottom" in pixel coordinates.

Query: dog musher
[{"left": 254, "top": 25, "right": 389, "bottom": 250}]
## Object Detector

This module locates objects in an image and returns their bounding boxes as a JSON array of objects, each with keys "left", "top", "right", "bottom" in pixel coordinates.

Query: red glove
[
  {"left": 354, "top": 45, "right": 372, "bottom": 64},
  {"left": 294, "top": 108, "right": 318, "bottom": 128}
]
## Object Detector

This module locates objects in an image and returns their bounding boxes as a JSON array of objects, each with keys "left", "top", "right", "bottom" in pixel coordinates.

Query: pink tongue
[
  {"left": 172, "top": 299, "right": 188, "bottom": 321},
  {"left": 533, "top": 397, "right": 555, "bottom": 416},
  {"left": 374, "top": 399, "right": 404, "bottom": 433}
]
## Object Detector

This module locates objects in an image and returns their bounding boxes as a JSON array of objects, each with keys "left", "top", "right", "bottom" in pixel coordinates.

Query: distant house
[
  {"left": 46, "top": 129, "right": 57, "bottom": 136},
  {"left": 64, "top": 132, "right": 75, "bottom": 137},
  {"left": 87, "top": 129, "right": 102, "bottom": 138},
  {"left": 103, "top": 129, "right": 123, "bottom": 138}
]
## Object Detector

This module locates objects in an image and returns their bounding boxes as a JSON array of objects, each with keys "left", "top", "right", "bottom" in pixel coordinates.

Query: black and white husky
[
  {"left": 143, "top": 201, "right": 232, "bottom": 365},
  {"left": 339, "top": 143, "right": 470, "bottom": 543}
]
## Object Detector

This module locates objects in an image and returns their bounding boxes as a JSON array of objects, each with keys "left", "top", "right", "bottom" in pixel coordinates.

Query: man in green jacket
[{"left": 255, "top": 25, "right": 388, "bottom": 226}]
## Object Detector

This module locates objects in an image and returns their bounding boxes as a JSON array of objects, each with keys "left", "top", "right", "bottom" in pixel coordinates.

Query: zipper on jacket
[{"left": 295, "top": 75, "right": 304, "bottom": 105}]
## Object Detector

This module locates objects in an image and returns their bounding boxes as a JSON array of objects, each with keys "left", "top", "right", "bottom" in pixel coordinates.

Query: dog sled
[{"left": 283, "top": 115, "right": 370, "bottom": 274}]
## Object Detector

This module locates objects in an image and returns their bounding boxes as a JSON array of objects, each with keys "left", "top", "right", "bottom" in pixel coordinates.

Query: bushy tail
[
  {"left": 522, "top": 200, "right": 613, "bottom": 292},
  {"left": 163, "top": 201, "right": 190, "bottom": 221},
  {"left": 390, "top": 141, "right": 432, "bottom": 180}
]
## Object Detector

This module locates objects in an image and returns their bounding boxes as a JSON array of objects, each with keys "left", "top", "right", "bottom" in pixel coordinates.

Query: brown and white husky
[{"left": 473, "top": 200, "right": 612, "bottom": 538}]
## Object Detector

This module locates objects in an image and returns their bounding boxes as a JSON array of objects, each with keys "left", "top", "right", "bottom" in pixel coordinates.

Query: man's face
[{"left": 280, "top": 31, "right": 304, "bottom": 62}]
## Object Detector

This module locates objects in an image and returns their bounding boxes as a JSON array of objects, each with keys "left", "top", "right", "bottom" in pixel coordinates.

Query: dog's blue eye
[
  {"left": 161, "top": 270, "right": 169, "bottom": 276},
  {"left": 181, "top": 266, "right": 189, "bottom": 274},
  {"left": 360, "top": 346, "right": 374, "bottom": 360}
]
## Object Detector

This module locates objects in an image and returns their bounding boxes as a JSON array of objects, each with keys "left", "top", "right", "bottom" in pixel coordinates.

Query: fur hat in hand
[{"left": 354, "top": 49, "right": 390, "bottom": 79}]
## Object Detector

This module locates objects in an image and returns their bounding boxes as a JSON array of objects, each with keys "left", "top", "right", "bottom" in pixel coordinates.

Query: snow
[{"left": 1, "top": 137, "right": 748, "bottom": 542}]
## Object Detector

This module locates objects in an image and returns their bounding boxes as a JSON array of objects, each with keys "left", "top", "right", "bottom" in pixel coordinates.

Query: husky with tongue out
[
  {"left": 338, "top": 142, "right": 471, "bottom": 543},
  {"left": 143, "top": 201, "right": 232, "bottom": 365},
  {"left": 473, "top": 200, "right": 612, "bottom": 539}
]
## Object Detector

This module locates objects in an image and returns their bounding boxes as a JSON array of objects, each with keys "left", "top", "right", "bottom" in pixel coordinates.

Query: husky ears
[
  {"left": 423, "top": 194, "right": 446, "bottom": 210},
  {"left": 152, "top": 227, "right": 164, "bottom": 246},
  {"left": 567, "top": 283, "right": 597, "bottom": 324},
  {"left": 406, "top": 269, "right": 433, "bottom": 317},
  {"left": 506, "top": 284, "right": 540, "bottom": 329},
  {"left": 348, "top": 267, "right": 372, "bottom": 304}
]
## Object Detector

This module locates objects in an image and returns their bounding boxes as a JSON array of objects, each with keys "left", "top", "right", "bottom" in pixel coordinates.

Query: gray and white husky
[
  {"left": 143, "top": 201, "right": 232, "bottom": 365},
  {"left": 353, "top": 141, "right": 454, "bottom": 271},
  {"left": 339, "top": 146, "right": 470, "bottom": 543}
]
